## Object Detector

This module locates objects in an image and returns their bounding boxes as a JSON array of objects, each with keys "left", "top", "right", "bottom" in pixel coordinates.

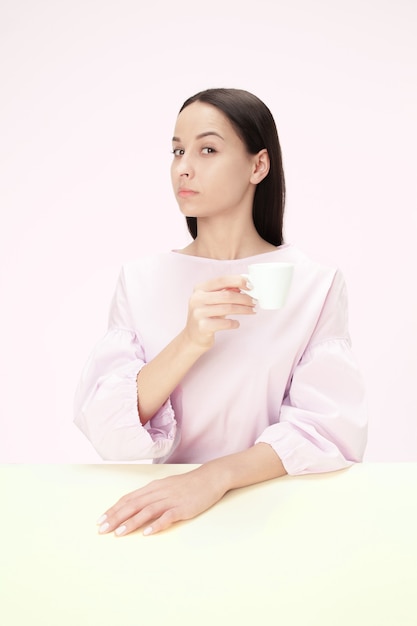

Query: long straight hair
[{"left": 178, "top": 88, "right": 285, "bottom": 246}]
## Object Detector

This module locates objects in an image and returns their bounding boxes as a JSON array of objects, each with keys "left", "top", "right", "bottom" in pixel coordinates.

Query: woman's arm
[
  {"left": 136, "top": 274, "right": 256, "bottom": 424},
  {"left": 74, "top": 271, "right": 255, "bottom": 460},
  {"left": 97, "top": 442, "right": 287, "bottom": 537}
]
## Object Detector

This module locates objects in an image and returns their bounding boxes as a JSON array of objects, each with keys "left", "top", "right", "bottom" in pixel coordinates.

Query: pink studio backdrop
[{"left": 1, "top": 0, "right": 416, "bottom": 462}]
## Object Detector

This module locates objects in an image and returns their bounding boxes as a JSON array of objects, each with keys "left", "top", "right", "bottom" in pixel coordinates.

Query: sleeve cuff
[
  {"left": 255, "top": 422, "right": 355, "bottom": 476},
  {"left": 77, "top": 360, "right": 177, "bottom": 461}
]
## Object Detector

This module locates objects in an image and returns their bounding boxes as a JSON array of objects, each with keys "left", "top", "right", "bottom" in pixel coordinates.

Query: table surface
[{"left": 1, "top": 463, "right": 416, "bottom": 626}]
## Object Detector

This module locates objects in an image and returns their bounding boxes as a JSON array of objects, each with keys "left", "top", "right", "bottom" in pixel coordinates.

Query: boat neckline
[{"left": 169, "top": 243, "right": 291, "bottom": 263}]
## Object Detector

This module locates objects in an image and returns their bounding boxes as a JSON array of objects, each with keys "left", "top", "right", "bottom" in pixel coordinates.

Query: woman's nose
[{"left": 177, "top": 155, "right": 194, "bottom": 178}]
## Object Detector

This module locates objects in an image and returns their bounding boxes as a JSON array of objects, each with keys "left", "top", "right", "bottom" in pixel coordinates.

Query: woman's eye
[
  {"left": 172, "top": 148, "right": 184, "bottom": 157},
  {"left": 201, "top": 147, "right": 216, "bottom": 154}
]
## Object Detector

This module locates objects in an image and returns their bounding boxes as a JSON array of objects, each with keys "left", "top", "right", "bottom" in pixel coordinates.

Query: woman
[{"left": 74, "top": 88, "right": 367, "bottom": 537}]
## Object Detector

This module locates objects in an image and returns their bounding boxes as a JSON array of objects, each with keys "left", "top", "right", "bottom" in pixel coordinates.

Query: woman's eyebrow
[
  {"left": 196, "top": 131, "right": 224, "bottom": 140},
  {"left": 172, "top": 131, "right": 225, "bottom": 142}
]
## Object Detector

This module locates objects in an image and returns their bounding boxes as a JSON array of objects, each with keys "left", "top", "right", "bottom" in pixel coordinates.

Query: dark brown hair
[{"left": 179, "top": 88, "right": 285, "bottom": 246}]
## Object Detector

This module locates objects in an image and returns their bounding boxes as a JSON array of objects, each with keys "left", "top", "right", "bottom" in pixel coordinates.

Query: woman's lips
[{"left": 178, "top": 189, "right": 198, "bottom": 198}]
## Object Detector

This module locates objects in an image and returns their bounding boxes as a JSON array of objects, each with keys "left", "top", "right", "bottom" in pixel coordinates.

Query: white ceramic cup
[{"left": 242, "top": 262, "right": 294, "bottom": 310}]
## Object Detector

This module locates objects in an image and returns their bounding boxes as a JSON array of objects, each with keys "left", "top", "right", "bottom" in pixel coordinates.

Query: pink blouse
[{"left": 74, "top": 245, "right": 367, "bottom": 474}]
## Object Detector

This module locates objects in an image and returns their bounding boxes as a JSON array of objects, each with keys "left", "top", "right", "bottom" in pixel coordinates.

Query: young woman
[{"left": 74, "top": 88, "right": 367, "bottom": 537}]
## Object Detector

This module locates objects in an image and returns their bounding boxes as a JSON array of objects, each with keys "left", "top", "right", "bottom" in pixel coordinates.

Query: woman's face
[{"left": 171, "top": 101, "right": 259, "bottom": 222}]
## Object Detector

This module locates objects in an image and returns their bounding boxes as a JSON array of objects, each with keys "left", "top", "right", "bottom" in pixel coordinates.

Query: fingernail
[
  {"left": 251, "top": 298, "right": 258, "bottom": 305},
  {"left": 98, "top": 522, "right": 110, "bottom": 533},
  {"left": 96, "top": 514, "right": 107, "bottom": 525},
  {"left": 246, "top": 280, "right": 253, "bottom": 290},
  {"left": 115, "top": 525, "right": 127, "bottom": 536},
  {"left": 143, "top": 526, "right": 153, "bottom": 536}
]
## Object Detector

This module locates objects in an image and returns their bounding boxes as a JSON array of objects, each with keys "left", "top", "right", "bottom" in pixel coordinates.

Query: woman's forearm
[
  {"left": 97, "top": 442, "right": 288, "bottom": 537},
  {"left": 200, "top": 442, "right": 287, "bottom": 493},
  {"left": 136, "top": 329, "right": 206, "bottom": 424},
  {"left": 136, "top": 275, "right": 255, "bottom": 425}
]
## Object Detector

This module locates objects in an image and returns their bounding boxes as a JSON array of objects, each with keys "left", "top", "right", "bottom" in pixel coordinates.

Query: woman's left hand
[{"left": 96, "top": 465, "right": 228, "bottom": 537}]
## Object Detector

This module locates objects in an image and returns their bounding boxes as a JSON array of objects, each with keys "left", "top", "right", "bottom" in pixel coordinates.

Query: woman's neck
[{"left": 180, "top": 218, "right": 277, "bottom": 260}]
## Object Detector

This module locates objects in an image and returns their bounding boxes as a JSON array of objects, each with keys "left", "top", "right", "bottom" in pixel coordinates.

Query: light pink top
[{"left": 74, "top": 245, "right": 367, "bottom": 474}]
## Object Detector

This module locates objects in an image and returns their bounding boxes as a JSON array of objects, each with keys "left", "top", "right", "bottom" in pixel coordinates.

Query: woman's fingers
[
  {"left": 96, "top": 468, "right": 227, "bottom": 537},
  {"left": 115, "top": 502, "right": 174, "bottom": 537},
  {"left": 111, "top": 506, "right": 182, "bottom": 537},
  {"left": 195, "top": 275, "right": 251, "bottom": 293},
  {"left": 200, "top": 288, "right": 256, "bottom": 308},
  {"left": 96, "top": 479, "right": 185, "bottom": 537},
  {"left": 193, "top": 279, "right": 255, "bottom": 309},
  {"left": 97, "top": 484, "right": 160, "bottom": 532},
  {"left": 142, "top": 508, "right": 181, "bottom": 536},
  {"left": 184, "top": 274, "right": 257, "bottom": 350},
  {"left": 190, "top": 284, "right": 257, "bottom": 318},
  {"left": 98, "top": 497, "right": 169, "bottom": 536},
  {"left": 194, "top": 303, "right": 256, "bottom": 320}
]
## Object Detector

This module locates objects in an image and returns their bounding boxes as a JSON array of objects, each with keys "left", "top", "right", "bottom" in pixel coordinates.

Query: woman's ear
[{"left": 250, "top": 149, "right": 270, "bottom": 184}]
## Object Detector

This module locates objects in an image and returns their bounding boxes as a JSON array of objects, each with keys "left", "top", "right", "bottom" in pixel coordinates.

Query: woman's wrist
[
  {"left": 177, "top": 328, "right": 210, "bottom": 358},
  {"left": 197, "top": 443, "right": 287, "bottom": 495},
  {"left": 136, "top": 330, "right": 208, "bottom": 424}
]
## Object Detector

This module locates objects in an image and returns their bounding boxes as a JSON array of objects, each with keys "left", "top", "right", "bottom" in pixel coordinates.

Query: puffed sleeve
[
  {"left": 73, "top": 267, "right": 177, "bottom": 461},
  {"left": 255, "top": 270, "right": 367, "bottom": 474}
]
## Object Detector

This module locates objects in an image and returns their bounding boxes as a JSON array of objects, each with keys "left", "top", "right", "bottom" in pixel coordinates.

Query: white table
[{"left": 1, "top": 463, "right": 416, "bottom": 626}]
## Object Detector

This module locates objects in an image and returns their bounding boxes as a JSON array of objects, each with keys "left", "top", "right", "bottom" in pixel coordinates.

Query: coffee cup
[{"left": 242, "top": 262, "right": 294, "bottom": 310}]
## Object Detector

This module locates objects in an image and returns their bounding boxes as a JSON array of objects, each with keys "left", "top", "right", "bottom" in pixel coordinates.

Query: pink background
[{"left": 1, "top": 0, "right": 416, "bottom": 462}]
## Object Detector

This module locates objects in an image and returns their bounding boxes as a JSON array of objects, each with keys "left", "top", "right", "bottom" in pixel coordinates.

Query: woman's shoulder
[
  {"left": 118, "top": 250, "right": 206, "bottom": 293},
  {"left": 120, "top": 251, "right": 176, "bottom": 277},
  {"left": 279, "top": 244, "right": 339, "bottom": 276},
  {"left": 280, "top": 245, "right": 350, "bottom": 314}
]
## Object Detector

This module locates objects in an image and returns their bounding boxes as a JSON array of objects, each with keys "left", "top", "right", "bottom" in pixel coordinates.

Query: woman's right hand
[{"left": 184, "top": 275, "right": 257, "bottom": 351}]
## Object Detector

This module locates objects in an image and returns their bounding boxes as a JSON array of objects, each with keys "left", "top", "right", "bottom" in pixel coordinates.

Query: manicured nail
[
  {"left": 246, "top": 280, "right": 253, "bottom": 290},
  {"left": 115, "top": 525, "right": 127, "bottom": 536},
  {"left": 143, "top": 526, "right": 153, "bottom": 536},
  {"left": 98, "top": 522, "right": 110, "bottom": 533},
  {"left": 96, "top": 514, "right": 107, "bottom": 525}
]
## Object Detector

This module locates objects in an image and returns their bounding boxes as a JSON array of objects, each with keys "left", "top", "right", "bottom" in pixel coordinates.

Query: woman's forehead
[{"left": 173, "top": 102, "right": 235, "bottom": 141}]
